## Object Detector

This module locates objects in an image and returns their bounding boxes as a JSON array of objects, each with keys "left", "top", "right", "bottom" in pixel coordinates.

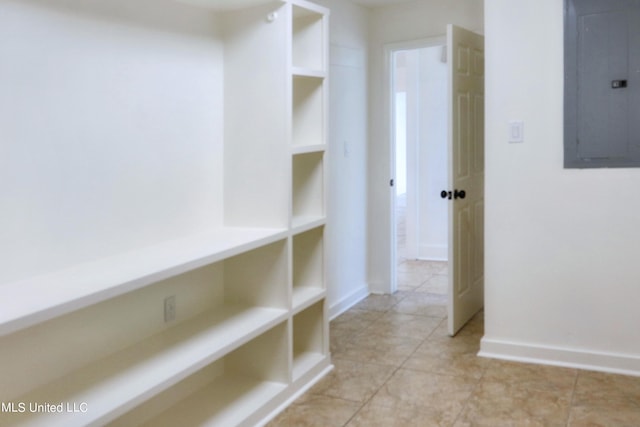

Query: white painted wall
[
  {"left": 0, "top": 0, "right": 223, "bottom": 285},
  {"left": 310, "top": 0, "right": 371, "bottom": 317},
  {"left": 392, "top": 46, "right": 447, "bottom": 261},
  {"left": 481, "top": 0, "right": 640, "bottom": 375},
  {"left": 368, "top": 0, "right": 484, "bottom": 293},
  {"left": 395, "top": 92, "right": 408, "bottom": 195},
  {"left": 417, "top": 46, "right": 448, "bottom": 261},
  {"left": 400, "top": 50, "right": 420, "bottom": 259}
]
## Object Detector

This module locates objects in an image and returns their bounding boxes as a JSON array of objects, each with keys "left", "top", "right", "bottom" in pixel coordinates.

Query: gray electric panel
[{"left": 565, "top": 0, "right": 640, "bottom": 168}]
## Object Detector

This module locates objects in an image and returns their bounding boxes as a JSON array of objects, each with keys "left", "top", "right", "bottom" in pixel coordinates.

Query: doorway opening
[{"left": 391, "top": 42, "right": 449, "bottom": 302}]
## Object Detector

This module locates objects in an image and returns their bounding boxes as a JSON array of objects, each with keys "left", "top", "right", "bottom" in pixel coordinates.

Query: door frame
[{"left": 384, "top": 35, "right": 446, "bottom": 295}]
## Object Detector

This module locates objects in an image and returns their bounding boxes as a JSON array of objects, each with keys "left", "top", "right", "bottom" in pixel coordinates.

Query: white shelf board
[
  {"left": 176, "top": 0, "right": 284, "bottom": 10},
  {"left": 291, "top": 67, "right": 326, "bottom": 79},
  {"left": 0, "top": 227, "right": 287, "bottom": 336},
  {"left": 292, "top": 144, "right": 325, "bottom": 155},
  {"left": 0, "top": 305, "right": 288, "bottom": 427},
  {"left": 292, "top": 287, "right": 325, "bottom": 313},
  {"left": 292, "top": 351, "right": 326, "bottom": 382},
  {"left": 142, "top": 374, "right": 287, "bottom": 427},
  {"left": 291, "top": 216, "right": 325, "bottom": 234}
]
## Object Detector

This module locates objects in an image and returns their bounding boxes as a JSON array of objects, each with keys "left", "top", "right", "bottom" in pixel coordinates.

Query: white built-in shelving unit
[{"left": 0, "top": 0, "right": 330, "bottom": 426}]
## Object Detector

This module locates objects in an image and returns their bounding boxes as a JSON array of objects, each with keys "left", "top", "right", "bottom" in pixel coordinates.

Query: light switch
[{"left": 509, "top": 120, "right": 524, "bottom": 143}]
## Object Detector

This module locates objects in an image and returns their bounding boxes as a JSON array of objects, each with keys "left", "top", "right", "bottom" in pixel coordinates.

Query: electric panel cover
[{"left": 564, "top": 0, "right": 640, "bottom": 168}]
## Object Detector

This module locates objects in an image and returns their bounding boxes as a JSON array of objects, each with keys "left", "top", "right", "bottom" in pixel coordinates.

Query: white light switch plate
[{"left": 509, "top": 120, "right": 524, "bottom": 143}]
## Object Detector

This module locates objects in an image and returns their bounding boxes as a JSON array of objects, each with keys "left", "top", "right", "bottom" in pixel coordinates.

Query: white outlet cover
[{"left": 509, "top": 120, "right": 524, "bottom": 143}]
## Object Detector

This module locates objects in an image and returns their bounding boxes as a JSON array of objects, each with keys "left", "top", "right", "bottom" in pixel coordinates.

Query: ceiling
[{"left": 349, "top": 0, "right": 416, "bottom": 7}]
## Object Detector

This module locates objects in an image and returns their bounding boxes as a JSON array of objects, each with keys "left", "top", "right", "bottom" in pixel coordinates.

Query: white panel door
[{"left": 447, "top": 24, "right": 485, "bottom": 336}]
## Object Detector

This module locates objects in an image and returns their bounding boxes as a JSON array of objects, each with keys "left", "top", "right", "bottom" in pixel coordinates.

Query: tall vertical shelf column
[
  {"left": 288, "top": 0, "right": 330, "bottom": 395},
  {"left": 290, "top": 0, "right": 328, "bottom": 231}
]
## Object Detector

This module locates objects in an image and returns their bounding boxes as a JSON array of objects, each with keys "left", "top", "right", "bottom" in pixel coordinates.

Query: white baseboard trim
[
  {"left": 367, "top": 280, "right": 388, "bottom": 295},
  {"left": 479, "top": 337, "right": 640, "bottom": 377},
  {"left": 329, "top": 284, "right": 369, "bottom": 320},
  {"left": 418, "top": 244, "right": 448, "bottom": 261}
]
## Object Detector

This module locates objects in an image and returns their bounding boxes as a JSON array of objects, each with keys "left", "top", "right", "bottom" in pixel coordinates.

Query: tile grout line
[
  {"left": 342, "top": 303, "right": 449, "bottom": 425},
  {"left": 564, "top": 369, "right": 581, "bottom": 427},
  {"left": 339, "top": 298, "right": 416, "bottom": 426},
  {"left": 450, "top": 351, "right": 492, "bottom": 427}
]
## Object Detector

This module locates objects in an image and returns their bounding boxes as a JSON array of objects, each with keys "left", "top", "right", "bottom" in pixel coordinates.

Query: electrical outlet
[{"left": 164, "top": 296, "right": 176, "bottom": 323}]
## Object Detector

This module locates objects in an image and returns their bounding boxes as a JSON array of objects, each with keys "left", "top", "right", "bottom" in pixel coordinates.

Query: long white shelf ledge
[
  {"left": 291, "top": 67, "right": 326, "bottom": 79},
  {"left": 0, "top": 304, "right": 288, "bottom": 427},
  {"left": 142, "top": 374, "right": 287, "bottom": 427},
  {"left": 0, "top": 227, "right": 288, "bottom": 337},
  {"left": 291, "top": 216, "right": 325, "bottom": 234},
  {"left": 293, "top": 351, "right": 327, "bottom": 382},
  {"left": 292, "top": 144, "right": 325, "bottom": 155},
  {"left": 292, "top": 287, "right": 325, "bottom": 313}
]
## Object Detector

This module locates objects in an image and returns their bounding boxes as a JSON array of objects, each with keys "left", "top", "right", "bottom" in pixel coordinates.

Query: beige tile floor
[{"left": 268, "top": 260, "right": 640, "bottom": 427}]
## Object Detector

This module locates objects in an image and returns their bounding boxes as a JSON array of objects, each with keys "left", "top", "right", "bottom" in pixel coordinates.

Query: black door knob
[{"left": 442, "top": 190, "right": 466, "bottom": 200}]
